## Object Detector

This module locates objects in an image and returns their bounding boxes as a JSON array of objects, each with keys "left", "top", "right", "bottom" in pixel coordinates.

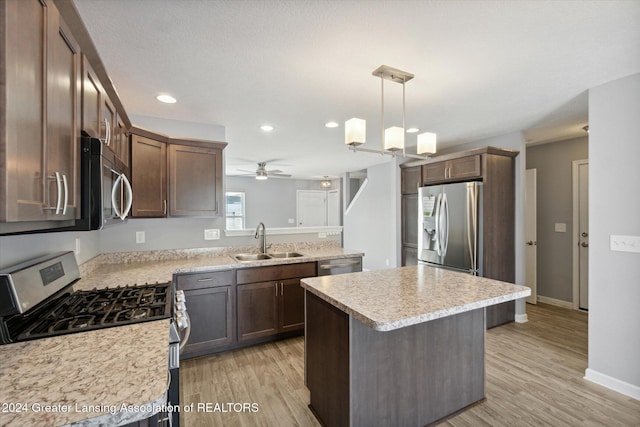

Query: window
[{"left": 225, "top": 192, "right": 245, "bottom": 230}]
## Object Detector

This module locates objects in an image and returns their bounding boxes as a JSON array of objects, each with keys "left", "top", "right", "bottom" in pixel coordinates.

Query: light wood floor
[{"left": 180, "top": 303, "right": 640, "bottom": 426}]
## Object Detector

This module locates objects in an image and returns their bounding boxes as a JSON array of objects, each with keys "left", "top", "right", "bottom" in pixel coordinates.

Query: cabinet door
[
  {"left": 401, "top": 166, "right": 421, "bottom": 194},
  {"left": 422, "top": 162, "right": 447, "bottom": 184},
  {"left": 401, "top": 193, "right": 418, "bottom": 246},
  {"left": 402, "top": 246, "right": 418, "bottom": 266},
  {"left": 280, "top": 278, "right": 305, "bottom": 332},
  {"left": 101, "top": 93, "right": 117, "bottom": 154},
  {"left": 182, "top": 286, "right": 234, "bottom": 357},
  {"left": 238, "top": 282, "right": 278, "bottom": 341},
  {"left": 1, "top": 0, "right": 47, "bottom": 222},
  {"left": 81, "top": 56, "right": 102, "bottom": 140},
  {"left": 449, "top": 155, "right": 481, "bottom": 180},
  {"left": 131, "top": 134, "right": 166, "bottom": 217},
  {"left": 46, "top": 6, "right": 80, "bottom": 221},
  {"left": 168, "top": 144, "right": 222, "bottom": 217}
]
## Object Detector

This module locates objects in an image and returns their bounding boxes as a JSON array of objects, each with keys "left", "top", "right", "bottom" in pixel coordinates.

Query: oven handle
[{"left": 178, "top": 311, "right": 191, "bottom": 352}]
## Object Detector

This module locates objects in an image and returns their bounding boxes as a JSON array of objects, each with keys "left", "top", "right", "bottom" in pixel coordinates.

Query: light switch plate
[
  {"left": 136, "top": 231, "right": 145, "bottom": 244},
  {"left": 204, "top": 229, "right": 220, "bottom": 240},
  {"left": 555, "top": 223, "right": 567, "bottom": 233},
  {"left": 610, "top": 235, "right": 640, "bottom": 253}
]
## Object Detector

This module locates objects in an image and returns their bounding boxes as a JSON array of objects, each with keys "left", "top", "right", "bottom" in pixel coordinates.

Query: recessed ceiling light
[
  {"left": 325, "top": 121, "right": 339, "bottom": 128},
  {"left": 406, "top": 127, "right": 420, "bottom": 133},
  {"left": 156, "top": 94, "right": 177, "bottom": 104},
  {"left": 260, "top": 125, "right": 274, "bottom": 132}
]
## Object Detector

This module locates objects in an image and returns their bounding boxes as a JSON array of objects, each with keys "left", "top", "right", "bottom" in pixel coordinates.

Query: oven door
[{"left": 101, "top": 153, "right": 132, "bottom": 228}]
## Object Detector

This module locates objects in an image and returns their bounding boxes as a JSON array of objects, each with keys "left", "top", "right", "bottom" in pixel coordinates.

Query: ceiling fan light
[
  {"left": 384, "top": 126, "right": 404, "bottom": 151},
  {"left": 345, "top": 118, "right": 366, "bottom": 146},
  {"left": 417, "top": 132, "right": 437, "bottom": 155}
]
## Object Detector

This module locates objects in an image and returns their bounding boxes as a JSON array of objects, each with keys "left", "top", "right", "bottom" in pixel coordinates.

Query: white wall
[
  {"left": 586, "top": 72, "right": 640, "bottom": 399},
  {"left": 344, "top": 160, "right": 399, "bottom": 270}
]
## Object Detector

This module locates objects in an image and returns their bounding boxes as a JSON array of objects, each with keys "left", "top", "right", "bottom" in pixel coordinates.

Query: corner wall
[{"left": 586, "top": 72, "right": 640, "bottom": 398}]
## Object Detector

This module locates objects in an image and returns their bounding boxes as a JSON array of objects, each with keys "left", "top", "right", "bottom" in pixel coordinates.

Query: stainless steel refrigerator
[{"left": 418, "top": 181, "right": 483, "bottom": 275}]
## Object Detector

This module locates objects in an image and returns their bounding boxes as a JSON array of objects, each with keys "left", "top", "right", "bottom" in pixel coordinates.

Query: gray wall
[
  {"left": 226, "top": 176, "right": 341, "bottom": 228},
  {"left": 526, "top": 137, "right": 588, "bottom": 302},
  {"left": 0, "top": 231, "right": 100, "bottom": 270},
  {"left": 587, "top": 72, "right": 640, "bottom": 395}
]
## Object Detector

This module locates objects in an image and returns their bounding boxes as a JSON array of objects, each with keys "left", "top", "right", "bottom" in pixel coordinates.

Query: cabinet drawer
[
  {"left": 175, "top": 269, "right": 234, "bottom": 290},
  {"left": 237, "top": 262, "right": 316, "bottom": 285}
]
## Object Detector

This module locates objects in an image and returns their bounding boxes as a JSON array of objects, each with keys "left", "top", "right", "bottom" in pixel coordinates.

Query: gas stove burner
[
  {"left": 50, "top": 315, "right": 95, "bottom": 332},
  {"left": 117, "top": 308, "right": 150, "bottom": 322}
]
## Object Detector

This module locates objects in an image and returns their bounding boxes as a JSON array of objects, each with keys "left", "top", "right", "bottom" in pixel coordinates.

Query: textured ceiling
[{"left": 74, "top": 0, "right": 640, "bottom": 178}]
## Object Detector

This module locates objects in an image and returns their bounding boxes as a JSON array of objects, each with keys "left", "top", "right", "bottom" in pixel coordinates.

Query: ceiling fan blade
[
  {"left": 268, "top": 172, "right": 292, "bottom": 177},
  {"left": 236, "top": 168, "right": 256, "bottom": 173},
  {"left": 266, "top": 169, "right": 283, "bottom": 174}
]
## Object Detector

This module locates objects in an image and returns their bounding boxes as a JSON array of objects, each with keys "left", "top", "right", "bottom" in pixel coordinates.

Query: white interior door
[
  {"left": 525, "top": 169, "right": 537, "bottom": 304},
  {"left": 297, "top": 190, "right": 326, "bottom": 227},
  {"left": 573, "top": 160, "right": 589, "bottom": 310},
  {"left": 327, "top": 189, "right": 340, "bottom": 226}
]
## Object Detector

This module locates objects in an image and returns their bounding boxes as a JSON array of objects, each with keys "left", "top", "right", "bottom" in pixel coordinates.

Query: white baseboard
[
  {"left": 514, "top": 313, "right": 528, "bottom": 323},
  {"left": 537, "top": 295, "right": 574, "bottom": 309},
  {"left": 584, "top": 368, "right": 640, "bottom": 401}
]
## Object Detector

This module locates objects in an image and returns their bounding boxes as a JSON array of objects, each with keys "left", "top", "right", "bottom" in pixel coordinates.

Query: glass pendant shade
[
  {"left": 384, "top": 126, "right": 404, "bottom": 151},
  {"left": 345, "top": 118, "right": 366, "bottom": 146},
  {"left": 417, "top": 132, "right": 437, "bottom": 155}
]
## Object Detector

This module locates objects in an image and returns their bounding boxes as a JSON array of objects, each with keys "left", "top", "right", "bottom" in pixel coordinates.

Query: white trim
[
  {"left": 537, "top": 295, "right": 574, "bottom": 309},
  {"left": 345, "top": 177, "right": 369, "bottom": 216},
  {"left": 224, "top": 226, "right": 343, "bottom": 237},
  {"left": 514, "top": 313, "right": 528, "bottom": 323},
  {"left": 584, "top": 368, "right": 640, "bottom": 401},
  {"left": 572, "top": 159, "right": 589, "bottom": 310}
]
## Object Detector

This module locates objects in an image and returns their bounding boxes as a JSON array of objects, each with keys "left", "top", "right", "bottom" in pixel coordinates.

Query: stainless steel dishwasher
[{"left": 317, "top": 257, "right": 362, "bottom": 276}]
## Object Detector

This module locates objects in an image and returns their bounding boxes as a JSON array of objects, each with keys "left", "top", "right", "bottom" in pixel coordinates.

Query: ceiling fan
[{"left": 237, "top": 162, "right": 291, "bottom": 180}]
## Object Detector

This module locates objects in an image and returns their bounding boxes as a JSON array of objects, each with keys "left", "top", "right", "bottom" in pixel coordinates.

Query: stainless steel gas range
[{"left": 0, "top": 251, "right": 187, "bottom": 426}]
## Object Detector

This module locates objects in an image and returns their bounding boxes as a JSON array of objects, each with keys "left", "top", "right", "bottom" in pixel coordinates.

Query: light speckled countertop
[
  {"left": 0, "top": 320, "right": 170, "bottom": 427},
  {"left": 301, "top": 265, "right": 530, "bottom": 331},
  {"left": 0, "top": 245, "right": 363, "bottom": 426}
]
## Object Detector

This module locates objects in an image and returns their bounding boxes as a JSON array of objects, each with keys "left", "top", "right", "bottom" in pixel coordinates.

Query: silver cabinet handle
[
  {"left": 61, "top": 174, "right": 68, "bottom": 215},
  {"left": 196, "top": 277, "right": 216, "bottom": 282},
  {"left": 53, "top": 172, "right": 62, "bottom": 214},
  {"left": 105, "top": 119, "right": 111, "bottom": 145},
  {"left": 275, "top": 282, "right": 278, "bottom": 297},
  {"left": 163, "top": 199, "right": 167, "bottom": 215}
]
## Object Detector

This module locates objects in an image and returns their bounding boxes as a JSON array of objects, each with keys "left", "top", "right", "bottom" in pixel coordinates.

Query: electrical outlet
[
  {"left": 136, "top": 231, "right": 145, "bottom": 244},
  {"left": 610, "top": 235, "right": 640, "bottom": 253},
  {"left": 204, "top": 229, "right": 220, "bottom": 240},
  {"left": 288, "top": 218, "right": 294, "bottom": 224},
  {"left": 318, "top": 232, "right": 327, "bottom": 238}
]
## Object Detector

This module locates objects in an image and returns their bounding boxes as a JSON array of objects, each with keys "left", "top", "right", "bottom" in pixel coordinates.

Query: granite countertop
[
  {"left": 0, "top": 320, "right": 170, "bottom": 427},
  {"left": 301, "top": 265, "right": 531, "bottom": 331},
  {"left": 75, "top": 247, "right": 364, "bottom": 291},
  {"left": 0, "top": 245, "right": 363, "bottom": 426}
]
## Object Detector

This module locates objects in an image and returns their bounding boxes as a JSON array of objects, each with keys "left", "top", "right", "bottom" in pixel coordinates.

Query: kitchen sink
[
  {"left": 232, "top": 253, "right": 273, "bottom": 262},
  {"left": 268, "top": 252, "right": 304, "bottom": 258}
]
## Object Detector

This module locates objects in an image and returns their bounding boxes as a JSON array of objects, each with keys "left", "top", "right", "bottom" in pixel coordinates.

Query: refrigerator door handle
[
  {"left": 434, "top": 193, "right": 442, "bottom": 256},
  {"left": 466, "top": 184, "right": 478, "bottom": 275},
  {"left": 440, "top": 193, "right": 449, "bottom": 258}
]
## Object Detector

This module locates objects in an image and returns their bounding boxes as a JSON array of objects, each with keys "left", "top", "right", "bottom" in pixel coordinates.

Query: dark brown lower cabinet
[
  {"left": 237, "top": 281, "right": 279, "bottom": 341},
  {"left": 175, "top": 270, "right": 235, "bottom": 359},
  {"left": 237, "top": 262, "right": 316, "bottom": 342}
]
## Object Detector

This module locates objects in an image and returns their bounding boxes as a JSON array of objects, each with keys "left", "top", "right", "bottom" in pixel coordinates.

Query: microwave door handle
[
  {"left": 121, "top": 174, "right": 133, "bottom": 219},
  {"left": 111, "top": 173, "right": 123, "bottom": 219}
]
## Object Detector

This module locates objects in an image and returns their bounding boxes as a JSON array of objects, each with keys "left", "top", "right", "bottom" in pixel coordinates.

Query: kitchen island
[{"left": 301, "top": 265, "right": 530, "bottom": 427}]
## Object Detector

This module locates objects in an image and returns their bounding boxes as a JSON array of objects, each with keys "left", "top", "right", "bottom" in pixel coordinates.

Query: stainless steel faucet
[{"left": 254, "top": 222, "right": 266, "bottom": 253}]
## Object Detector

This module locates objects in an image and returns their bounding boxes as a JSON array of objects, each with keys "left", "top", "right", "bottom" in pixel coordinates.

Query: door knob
[
  {"left": 581, "top": 242, "right": 589, "bottom": 247},
  {"left": 526, "top": 240, "right": 535, "bottom": 246},
  {"left": 581, "top": 232, "right": 588, "bottom": 237}
]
